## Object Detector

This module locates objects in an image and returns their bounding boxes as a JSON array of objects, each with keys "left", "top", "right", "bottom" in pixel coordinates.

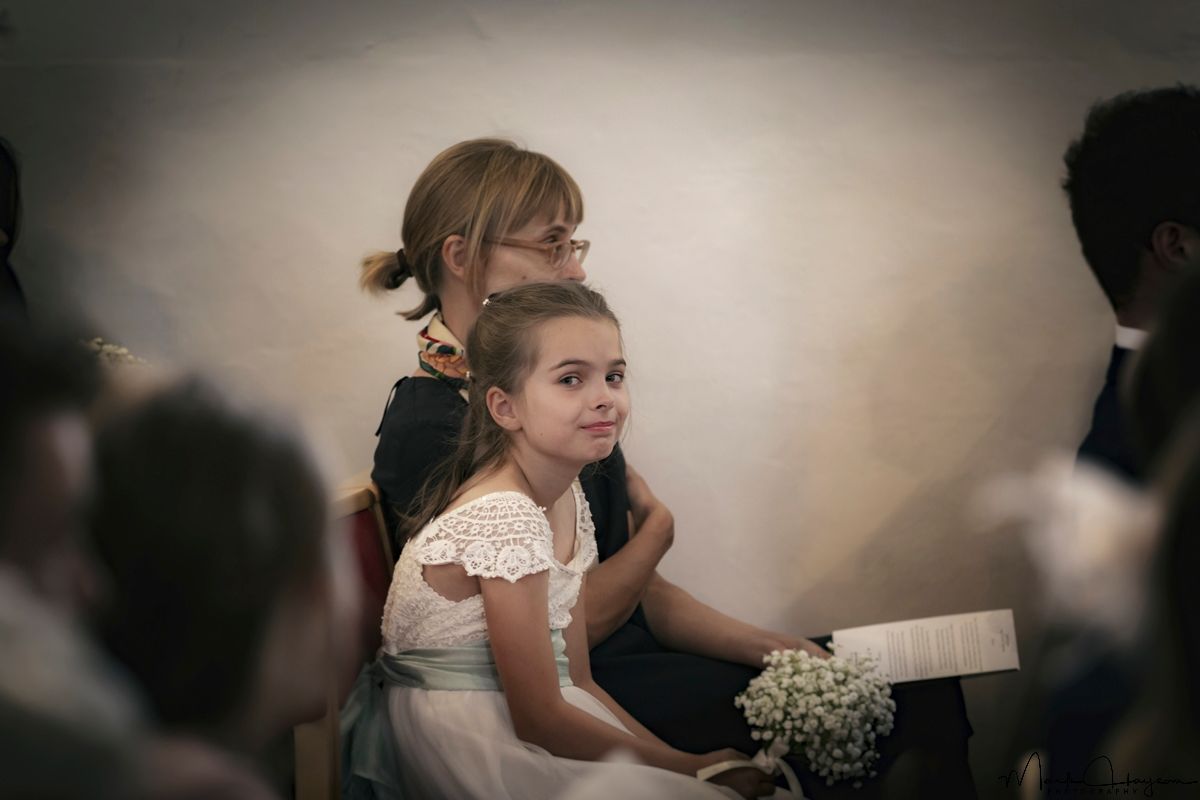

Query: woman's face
[{"left": 480, "top": 213, "right": 587, "bottom": 297}]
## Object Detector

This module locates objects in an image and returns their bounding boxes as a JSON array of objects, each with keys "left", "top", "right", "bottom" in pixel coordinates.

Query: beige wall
[{"left": 6, "top": 0, "right": 1196, "bottom": 782}]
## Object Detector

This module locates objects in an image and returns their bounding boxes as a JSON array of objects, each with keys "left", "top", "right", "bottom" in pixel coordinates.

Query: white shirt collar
[{"left": 1115, "top": 324, "right": 1148, "bottom": 351}]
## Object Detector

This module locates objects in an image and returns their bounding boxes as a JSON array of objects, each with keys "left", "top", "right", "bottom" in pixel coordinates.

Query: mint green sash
[
  {"left": 341, "top": 631, "right": 572, "bottom": 800},
  {"left": 378, "top": 629, "right": 573, "bottom": 691}
]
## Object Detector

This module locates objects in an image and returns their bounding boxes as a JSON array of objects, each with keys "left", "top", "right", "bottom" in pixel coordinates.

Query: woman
[{"left": 362, "top": 138, "right": 975, "bottom": 797}]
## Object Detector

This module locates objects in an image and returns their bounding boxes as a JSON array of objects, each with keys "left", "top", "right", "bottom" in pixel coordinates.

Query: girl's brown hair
[
  {"left": 360, "top": 139, "right": 584, "bottom": 320},
  {"left": 400, "top": 282, "right": 619, "bottom": 539}
]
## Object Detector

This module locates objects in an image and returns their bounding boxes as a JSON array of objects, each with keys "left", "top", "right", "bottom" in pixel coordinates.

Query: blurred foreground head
[
  {"left": 91, "top": 378, "right": 338, "bottom": 749},
  {"left": 1106, "top": 401, "right": 1200, "bottom": 773}
]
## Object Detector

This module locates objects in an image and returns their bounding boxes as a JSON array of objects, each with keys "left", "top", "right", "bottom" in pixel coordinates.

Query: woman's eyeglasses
[{"left": 485, "top": 237, "right": 590, "bottom": 270}]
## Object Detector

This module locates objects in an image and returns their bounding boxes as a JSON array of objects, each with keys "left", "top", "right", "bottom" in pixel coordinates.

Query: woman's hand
[
  {"left": 761, "top": 634, "right": 832, "bottom": 661},
  {"left": 696, "top": 749, "right": 777, "bottom": 799},
  {"left": 792, "top": 636, "right": 833, "bottom": 661}
]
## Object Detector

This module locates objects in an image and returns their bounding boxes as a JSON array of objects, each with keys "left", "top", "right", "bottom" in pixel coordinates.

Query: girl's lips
[{"left": 583, "top": 421, "right": 615, "bottom": 431}]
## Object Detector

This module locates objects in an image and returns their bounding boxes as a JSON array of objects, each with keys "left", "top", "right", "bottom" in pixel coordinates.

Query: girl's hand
[
  {"left": 696, "top": 749, "right": 777, "bottom": 798},
  {"left": 706, "top": 767, "right": 778, "bottom": 798},
  {"left": 698, "top": 747, "right": 749, "bottom": 766}
]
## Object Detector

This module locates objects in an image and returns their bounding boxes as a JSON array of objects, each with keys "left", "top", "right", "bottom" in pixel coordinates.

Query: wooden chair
[{"left": 293, "top": 472, "right": 394, "bottom": 800}]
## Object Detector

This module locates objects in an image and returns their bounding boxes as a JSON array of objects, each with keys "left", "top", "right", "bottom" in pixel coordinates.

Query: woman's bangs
[{"left": 509, "top": 161, "right": 584, "bottom": 233}]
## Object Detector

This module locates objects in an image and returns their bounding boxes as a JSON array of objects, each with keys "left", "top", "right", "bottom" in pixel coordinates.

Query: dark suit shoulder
[{"left": 1077, "top": 347, "right": 1142, "bottom": 482}]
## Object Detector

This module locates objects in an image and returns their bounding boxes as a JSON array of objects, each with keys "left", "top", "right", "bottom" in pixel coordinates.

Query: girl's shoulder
[{"left": 439, "top": 489, "right": 545, "bottom": 521}]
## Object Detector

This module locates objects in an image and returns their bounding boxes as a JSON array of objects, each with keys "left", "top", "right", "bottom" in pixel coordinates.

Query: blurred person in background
[
  {"left": 0, "top": 315, "right": 277, "bottom": 799},
  {"left": 1101, "top": 408, "right": 1200, "bottom": 782},
  {"left": 1064, "top": 85, "right": 1200, "bottom": 483},
  {"left": 1100, "top": 263, "right": 1200, "bottom": 777},
  {"left": 995, "top": 267, "right": 1200, "bottom": 789},
  {"left": 90, "top": 378, "right": 361, "bottom": 770},
  {"left": 0, "top": 313, "right": 136, "bottom": 798},
  {"left": 1012, "top": 85, "right": 1200, "bottom": 781}
]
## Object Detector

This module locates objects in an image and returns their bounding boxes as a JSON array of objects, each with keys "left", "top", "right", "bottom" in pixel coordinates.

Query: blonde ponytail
[{"left": 359, "top": 248, "right": 439, "bottom": 320}]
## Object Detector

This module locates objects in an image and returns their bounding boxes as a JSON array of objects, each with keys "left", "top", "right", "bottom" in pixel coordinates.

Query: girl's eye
[
  {"left": 559, "top": 375, "right": 581, "bottom": 386},
  {"left": 606, "top": 372, "right": 625, "bottom": 384}
]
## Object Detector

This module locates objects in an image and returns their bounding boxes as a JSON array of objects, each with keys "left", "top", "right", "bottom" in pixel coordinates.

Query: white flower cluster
[
  {"left": 735, "top": 649, "right": 896, "bottom": 788},
  {"left": 84, "top": 337, "right": 146, "bottom": 366}
]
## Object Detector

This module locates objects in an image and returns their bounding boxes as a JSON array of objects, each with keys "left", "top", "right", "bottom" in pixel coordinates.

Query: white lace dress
[{"left": 370, "top": 481, "right": 740, "bottom": 800}]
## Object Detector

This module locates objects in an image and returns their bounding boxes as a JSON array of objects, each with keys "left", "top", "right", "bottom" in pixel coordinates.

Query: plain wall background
[{"left": 6, "top": 0, "right": 1198, "bottom": 786}]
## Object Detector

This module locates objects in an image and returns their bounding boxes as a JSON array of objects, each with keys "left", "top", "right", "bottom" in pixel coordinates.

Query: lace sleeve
[{"left": 413, "top": 492, "right": 555, "bottom": 583}]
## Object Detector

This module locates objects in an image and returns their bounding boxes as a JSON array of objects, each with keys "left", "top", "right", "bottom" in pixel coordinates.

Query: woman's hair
[
  {"left": 360, "top": 138, "right": 584, "bottom": 320},
  {"left": 90, "top": 379, "right": 328, "bottom": 732},
  {"left": 400, "top": 282, "right": 619, "bottom": 539}
]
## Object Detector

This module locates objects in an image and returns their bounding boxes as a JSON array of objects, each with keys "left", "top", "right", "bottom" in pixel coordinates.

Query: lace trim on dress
[
  {"left": 411, "top": 491, "right": 556, "bottom": 583},
  {"left": 381, "top": 482, "right": 598, "bottom": 652}
]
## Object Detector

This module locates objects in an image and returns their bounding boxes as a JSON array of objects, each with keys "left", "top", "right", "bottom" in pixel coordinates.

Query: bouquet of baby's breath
[{"left": 735, "top": 649, "right": 896, "bottom": 788}]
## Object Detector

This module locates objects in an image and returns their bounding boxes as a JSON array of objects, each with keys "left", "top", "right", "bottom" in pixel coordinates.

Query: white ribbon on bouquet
[{"left": 695, "top": 738, "right": 806, "bottom": 799}]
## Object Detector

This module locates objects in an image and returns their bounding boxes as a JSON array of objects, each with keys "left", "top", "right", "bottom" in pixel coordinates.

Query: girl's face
[
  {"left": 481, "top": 213, "right": 586, "bottom": 297},
  {"left": 509, "top": 316, "right": 627, "bottom": 467}
]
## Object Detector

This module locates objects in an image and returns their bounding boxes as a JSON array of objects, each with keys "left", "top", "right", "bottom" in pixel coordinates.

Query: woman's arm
[
  {"left": 641, "top": 573, "right": 830, "bottom": 667},
  {"left": 564, "top": 575, "right": 669, "bottom": 745},
  {"left": 583, "top": 464, "right": 673, "bottom": 647},
  {"left": 481, "top": 571, "right": 715, "bottom": 775}
]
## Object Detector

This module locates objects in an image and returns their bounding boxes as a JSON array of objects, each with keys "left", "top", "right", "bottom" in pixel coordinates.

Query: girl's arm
[
  {"left": 564, "top": 574, "right": 668, "bottom": 745},
  {"left": 481, "top": 571, "right": 720, "bottom": 775},
  {"left": 583, "top": 464, "right": 674, "bottom": 647}
]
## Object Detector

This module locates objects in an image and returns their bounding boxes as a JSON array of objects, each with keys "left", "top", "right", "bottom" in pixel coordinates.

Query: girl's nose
[{"left": 592, "top": 382, "right": 613, "bottom": 408}]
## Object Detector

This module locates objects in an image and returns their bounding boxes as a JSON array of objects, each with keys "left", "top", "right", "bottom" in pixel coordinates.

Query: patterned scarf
[{"left": 416, "top": 312, "right": 469, "bottom": 394}]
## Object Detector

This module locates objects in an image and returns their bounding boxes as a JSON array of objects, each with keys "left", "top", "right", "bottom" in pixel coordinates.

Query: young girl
[{"left": 344, "top": 282, "right": 779, "bottom": 799}]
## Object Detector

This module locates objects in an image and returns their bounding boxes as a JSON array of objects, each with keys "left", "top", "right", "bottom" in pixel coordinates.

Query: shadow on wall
[{"left": 772, "top": 247, "right": 1110, "bottom": 784}]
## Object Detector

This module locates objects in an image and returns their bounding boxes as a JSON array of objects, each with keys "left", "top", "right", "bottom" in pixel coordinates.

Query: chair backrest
[
  {"left": 332, "top": 476, "right": 394, "bottom": 685},
  {"left": 295, "top": 471, "right": 394, "bottom": 800}
]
